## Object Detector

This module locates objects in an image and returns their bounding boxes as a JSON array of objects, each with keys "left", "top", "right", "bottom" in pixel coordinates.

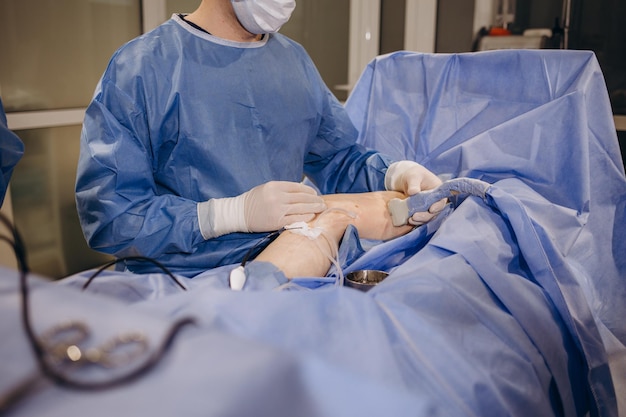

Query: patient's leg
[{"left": 254, "top": 191, "right": 413, "bottom": 278}]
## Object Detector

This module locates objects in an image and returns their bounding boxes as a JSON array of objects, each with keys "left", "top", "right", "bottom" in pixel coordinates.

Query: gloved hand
[
  {"left": 198, "top": 181, "right": 327, "bottom": 239},
  {"left": 385, "top": 161, "right": 447, "bottom": 225},
  {"left": 243, "top": 181, "right": 327, "bottom": 232}
]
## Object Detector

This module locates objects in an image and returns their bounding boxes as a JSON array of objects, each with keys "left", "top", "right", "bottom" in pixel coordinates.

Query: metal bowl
[{"left": 344, "top": 270, "right": 389, "bottom": 292}]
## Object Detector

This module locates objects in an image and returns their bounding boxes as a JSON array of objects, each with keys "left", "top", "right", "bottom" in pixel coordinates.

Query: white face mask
[{"left": 231, "top": 0, "right": 296, "bottom": 35}]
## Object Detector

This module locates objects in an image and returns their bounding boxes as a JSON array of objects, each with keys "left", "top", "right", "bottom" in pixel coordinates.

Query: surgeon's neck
[{"left": 186, "top": 0, "right": 263, "bottom": 42}]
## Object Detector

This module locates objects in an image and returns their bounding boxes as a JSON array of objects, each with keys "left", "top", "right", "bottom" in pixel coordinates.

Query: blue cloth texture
[
  {"left": 345, "top": 49, "right": 626, "bottom": 416},
  {"left": 2, "top": 49, "right": 624, "bottom": 417},
  {"left": 75, "top": 14, "right": 392, "bottom": 277},
  {"left": 0, "top": 97, "right": 24, "bottom": 206}
]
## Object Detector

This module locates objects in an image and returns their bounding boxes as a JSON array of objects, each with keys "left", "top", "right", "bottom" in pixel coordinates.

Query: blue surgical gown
[
  {"left": 0, "top": 97, "right": 24, "bottom": 207},
  {"left": 76, "top": 14, "right": 392, "bottom": 276}
]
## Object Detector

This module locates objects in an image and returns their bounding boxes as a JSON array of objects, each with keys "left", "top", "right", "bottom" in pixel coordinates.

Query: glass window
[
  {"left": 1, "top": 0, "right": 142, "bottom": 278},
  {"left": 0, "top": 0, "right": 141, "bottom": 112},
  {"left": 11, "top": 126, "right": 113, "bottom": 278},
  {"left": 280, "top": 0, "right": 351, "bottom": 101}
]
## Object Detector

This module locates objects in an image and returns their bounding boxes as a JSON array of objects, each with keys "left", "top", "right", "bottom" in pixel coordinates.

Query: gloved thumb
[{"left": 385, "top": 160, "right": 442, "bottom": 196}]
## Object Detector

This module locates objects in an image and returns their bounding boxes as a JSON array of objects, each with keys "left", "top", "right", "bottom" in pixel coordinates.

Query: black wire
[
  {"left": 0, "top": 215, "right": 28, "bottom": 273},
  {"left": 82, "top": 256, "right": 187, "bottom": 291},
  {"left": 0, "top": 212, "right": 196, "bottom": 392},
  {"left": 40, "top": 316, "right": 196, "bottom": 390},
  {"left": 0, "top": 213, "right": 46, "bottom": 365},
  {"left": 240, "top": 229, "right": 283, "bottom": 267}
]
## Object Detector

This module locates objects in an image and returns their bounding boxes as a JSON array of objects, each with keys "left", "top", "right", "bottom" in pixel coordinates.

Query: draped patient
[{"left": 254, "top": 191, "right": 415, "bottom": 278}]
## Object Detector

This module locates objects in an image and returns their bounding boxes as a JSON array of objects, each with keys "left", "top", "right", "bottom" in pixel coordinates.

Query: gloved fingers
[
  {"left": 268, "top": 181, "right": 326, "bottom": 212},
  {"left": 386, "top": 160, "right": 443, "bottom": 196},
  {"left": 408, "top": 198, "right": 447, "bottom": 226},
  {"left": 408, "top": 211, "right": 437, "bottom": 226},
  {"left": 428, "top": 198, "right": 448, "bottom": 214},
  {"left": 244, "top": 181, "right": 326, "bottom": 233},
  {"left": 268, "top": 181, "right": 320, "bottom": 196},
  {"left": 405, "top": 168, "right": 443, "bottom": 196},
  {"left": 281, "top": 190, "right": 326, "bottom": 204},
  {"left": 262, "top": 181, "right": 326, "bottom": 204}
]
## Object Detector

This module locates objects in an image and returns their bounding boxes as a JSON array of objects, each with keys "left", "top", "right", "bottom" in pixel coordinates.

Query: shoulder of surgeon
[
  {"left": 101, "top": 18, "right": 186, "bottom": 75},
  {"left": 268, "top": 32, "right": 307, "bottom": 54},
  {"left": 266, "top": 32, "right": 320, "bottom": 78}
]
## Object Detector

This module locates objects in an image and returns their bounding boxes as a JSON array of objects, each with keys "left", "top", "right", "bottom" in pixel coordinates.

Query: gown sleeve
[
  {"left": 76, "top": 78, "right": 205, "bottom": 259},
  {"left": 301, "top": 60, "right": 394, "bottom": 195},
  {"left": 0, "top": 98, "right": 24, "bottom": 207}
]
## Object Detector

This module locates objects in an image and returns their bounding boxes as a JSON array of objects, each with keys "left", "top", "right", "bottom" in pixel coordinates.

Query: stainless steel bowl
[{"left": 344, "top": 270, "right": 389, "bottom": 291}]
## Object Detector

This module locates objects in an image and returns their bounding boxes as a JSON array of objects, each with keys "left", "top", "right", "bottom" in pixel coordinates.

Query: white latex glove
[
  {"left": 385, "top": 160, "right": 447, "bottom": 225},
  {"left": 198, "top": 181, "right": 326, "bottom": 239}
]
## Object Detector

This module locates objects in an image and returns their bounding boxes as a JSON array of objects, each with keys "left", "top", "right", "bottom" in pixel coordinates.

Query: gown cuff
[{"left": 197, "top": 195, "right": 248, "bottom": 239}]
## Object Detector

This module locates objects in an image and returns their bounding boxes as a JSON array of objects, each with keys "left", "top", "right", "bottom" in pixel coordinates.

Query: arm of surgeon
[{"left": 254, "top": 191, "right": 414, "bottom": 279}]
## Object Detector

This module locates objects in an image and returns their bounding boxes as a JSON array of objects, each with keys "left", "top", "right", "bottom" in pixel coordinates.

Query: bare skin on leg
[{"left": 255, "top": 191, "right": 414, "bottom": 278}]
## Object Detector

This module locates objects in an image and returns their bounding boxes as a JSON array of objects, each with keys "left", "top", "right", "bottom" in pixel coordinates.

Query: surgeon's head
[{"left": 230, "top": 0, "right": 296, "bottom": 35}]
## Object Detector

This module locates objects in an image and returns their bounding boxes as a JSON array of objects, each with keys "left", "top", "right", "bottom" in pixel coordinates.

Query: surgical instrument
[{"left": 388, "top": 178, "right": 492, "bottom": 226}]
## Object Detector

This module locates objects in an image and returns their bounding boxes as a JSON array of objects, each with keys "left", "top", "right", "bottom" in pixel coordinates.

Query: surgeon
[
  {"left": 75, "top": 0, "right": 444, "bottom": 277},
  {"left": 0, "top": 96, "right": 24, "bottom": 207}
]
